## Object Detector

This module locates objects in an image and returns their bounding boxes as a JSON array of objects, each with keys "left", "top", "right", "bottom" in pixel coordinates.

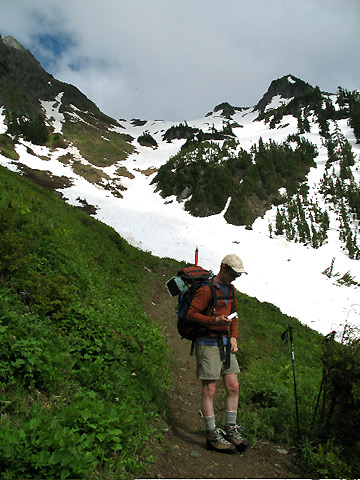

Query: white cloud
[{"left": 0, "top": 0, "right": 359, "bottom": 120}]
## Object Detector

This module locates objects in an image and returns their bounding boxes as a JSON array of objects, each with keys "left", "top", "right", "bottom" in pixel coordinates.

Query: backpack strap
[
  {"left": 190, "top": 339, "right": 195, "bottom": 356},
  {"left": 214, "top": 282, "right": 235, "bottom": 368},
  {"left": 207, "top": 279, "right": 218, "bottom": 315},
  {"left": 229, "top": 284, "right": 236, "bottom": 314},
  {"left": 225, "top": 331, "right": 231, "bottom": 369}
]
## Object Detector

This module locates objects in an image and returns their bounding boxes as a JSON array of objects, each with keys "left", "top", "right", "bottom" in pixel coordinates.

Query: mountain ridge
[{"left": 0, "top": 33, "right": 116, "bottom": 123}]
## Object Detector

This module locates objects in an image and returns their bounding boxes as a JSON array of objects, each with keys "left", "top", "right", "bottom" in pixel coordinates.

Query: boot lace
[
  {"left": 213, "top": 428, "right": 230, "bottom": 445},
  {"left": 226, "top": 424, "right": 244, "bottom": 439}
]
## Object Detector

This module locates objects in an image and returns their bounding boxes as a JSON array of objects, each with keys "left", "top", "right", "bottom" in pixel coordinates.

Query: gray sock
[
  {"left": 226, "top": 410, "right": 237, "bottom": 426},
  {"left": 204, "top": 415, "right": 216, "bottom": 431}
]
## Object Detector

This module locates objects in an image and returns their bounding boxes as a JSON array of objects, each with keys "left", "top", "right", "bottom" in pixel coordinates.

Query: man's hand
[
  {"left": 230, "top": 337, "right": 238, "bottom": 353},
  {"left": 215, "top": 315, "right": 233, "bottom": 326}
]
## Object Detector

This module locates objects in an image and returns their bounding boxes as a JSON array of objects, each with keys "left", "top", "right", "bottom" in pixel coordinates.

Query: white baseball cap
[{"left": 221, "top": 254, "right": 247, "bottom": 274}]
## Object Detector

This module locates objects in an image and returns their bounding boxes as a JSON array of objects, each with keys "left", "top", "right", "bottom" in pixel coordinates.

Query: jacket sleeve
[{"left": 187, "top": 285, "right": 215, "bottom": 326}]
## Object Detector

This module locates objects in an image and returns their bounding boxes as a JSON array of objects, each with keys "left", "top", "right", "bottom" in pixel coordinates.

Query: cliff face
[{"left": 0, "top": 34, "right": 52, "bottom": 116}]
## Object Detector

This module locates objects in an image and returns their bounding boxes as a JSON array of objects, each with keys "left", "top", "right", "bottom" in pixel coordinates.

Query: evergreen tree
[
  {"left": 275, "top": 207, "right": 284, "bottom": 235},
  {"left": 6, "top": 114, "right": 49, "bottom": 145},
  {"left": 340, "top": 139, "right": 355, "bottom": 168},
  {"left": 325, "top": 139, "right": 337, "bottom": 166},
  {"left": 311, "top": 222, "right": 319, "bottom": 248}
]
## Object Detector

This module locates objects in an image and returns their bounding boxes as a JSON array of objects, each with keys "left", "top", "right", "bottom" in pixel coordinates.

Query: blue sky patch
[
  {"left": 36, "top": 33, "right": 73, "bottom": 56},
  {"left": 31, "top": 32, "right": 75, "bottom": 70}
]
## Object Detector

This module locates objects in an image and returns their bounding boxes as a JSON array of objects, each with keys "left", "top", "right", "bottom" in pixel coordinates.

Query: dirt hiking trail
[{"left": 141, "top": 267, "right": 305, "bottom": 479}]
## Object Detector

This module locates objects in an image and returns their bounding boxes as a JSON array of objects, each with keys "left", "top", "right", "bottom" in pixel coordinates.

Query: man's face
[{"left": 222, "top": 264, "right": 242, "bottom": 283}]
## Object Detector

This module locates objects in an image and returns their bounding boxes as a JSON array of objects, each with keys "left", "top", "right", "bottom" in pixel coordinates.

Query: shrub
[{"left": 137, "top": 131, "right": 158, "bottom": 148}]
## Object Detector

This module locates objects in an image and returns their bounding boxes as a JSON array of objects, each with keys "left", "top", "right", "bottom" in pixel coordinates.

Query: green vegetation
[
  {"left": 273, "top": 186, "right": 330, "bottom": 249},
  {"left": 0, "top": 133, "right": 19, "bottom": 160},
  {"left": 162, "top": 122, "right": 200, "bottom": 142},
  {"left": 6, "top": 112, "right": 49, "bottom": 145},
  {"left": 152, "top": 135, "right": 317, "bottom": 226},
  {"left": 137, "top": 131, "right": 158, "bottom": 148},
  {"left": 0, "top": 85, "right": 33, "bottom": 115},
  {"left": 162, "top": 121, "right": 236, "bottom": 144},
  {"left": 0, "top": 165, "right": 174, "bottom": 479},
  {"left": 337, "top": 87, "right": 360, "bottom": 143},
  {"left": 321, "top": 130, "right": 360, "bottom": 258},
  {"left": 62, "top": 109, "right": 135, "bottom": 167},
  {"left": 71, "top": 160, "right": 110, "bottom": 185},
  {"left": 236, "top": 294, "right": 360, "bottom": 478},
  {"left": 267, "top": 126, "right": 359, "bottom": 258},
  {"left": 47, "top": 132, "right": 67, "bottom": 150},
  {"left": 236, "top": 297, "right": 323, "bottom": 441}
]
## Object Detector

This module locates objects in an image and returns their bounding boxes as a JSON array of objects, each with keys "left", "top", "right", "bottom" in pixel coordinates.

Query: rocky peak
[
  {"left": 255, "top": 74, "right": 314, "bottom": 111},
  {"left": 0, "top": 33, "right": 115, "bottom": 123},
  {"left": 2, "top": 35, "right": 26, "bottom": 51}
]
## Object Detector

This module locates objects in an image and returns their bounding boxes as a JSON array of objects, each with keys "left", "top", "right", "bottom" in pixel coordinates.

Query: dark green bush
[{"left": 6, "top": 113, "right": 49, "bottom": 145}]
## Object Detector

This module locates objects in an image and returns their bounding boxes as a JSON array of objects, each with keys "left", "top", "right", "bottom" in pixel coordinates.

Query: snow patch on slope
[{"left": 41, "top": 93, "right": 65, "bottom": 134}]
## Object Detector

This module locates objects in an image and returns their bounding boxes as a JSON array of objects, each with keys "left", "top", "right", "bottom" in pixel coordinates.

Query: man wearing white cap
[{"left": 187, "top": 254, "right": 248, "bottom": 454}]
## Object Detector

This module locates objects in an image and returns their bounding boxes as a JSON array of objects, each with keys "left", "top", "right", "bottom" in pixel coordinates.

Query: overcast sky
[{"left": 1, "top": 0, "right": 359, "bottom": 122}]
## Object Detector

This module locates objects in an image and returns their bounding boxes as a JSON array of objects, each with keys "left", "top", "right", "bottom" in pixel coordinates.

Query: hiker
[{"left": 187, "top": 254, "right": 248, "bottom": 454}]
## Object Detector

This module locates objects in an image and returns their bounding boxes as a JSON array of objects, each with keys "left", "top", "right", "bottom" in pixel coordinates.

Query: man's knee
[
  {"left": 202, "top": 380, "right": 217, "bottom": 397},
  {"left": 225, "top": 375, "right": 239, "bottom": 394}
]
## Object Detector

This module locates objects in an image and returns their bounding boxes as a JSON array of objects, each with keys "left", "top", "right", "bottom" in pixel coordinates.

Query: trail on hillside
[{"left": 141, "top": 268, "right": 304, "bottom": 479}]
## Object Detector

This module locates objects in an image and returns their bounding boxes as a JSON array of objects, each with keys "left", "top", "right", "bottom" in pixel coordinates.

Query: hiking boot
[
  {"left": 206, "top": 428, "right": 237, "bottom": 454},
  {"left": 224, "top": 425, "right": 249, "bottom": 451}
]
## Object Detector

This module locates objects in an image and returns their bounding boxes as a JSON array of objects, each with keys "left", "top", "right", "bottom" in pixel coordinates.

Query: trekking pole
[
  {"left": 311, "top": 331, "right": 335, "bottom": 429},
  {"left": 281, "top": 326, "right": 300, "bottom": 438},
  {"left": 311, "top": 369, "right": 326, "bottom": 429},
  {"left": 289, "top": 327, "right": 300, "bottom": 438},
  {"left": 195, "top": 246, "right": 199, "bottom": 266}
]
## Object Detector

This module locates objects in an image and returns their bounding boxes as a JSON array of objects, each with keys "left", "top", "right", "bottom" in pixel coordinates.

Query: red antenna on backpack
[{"left": 195, "top": 246, "right": 199, "bottom": 266}]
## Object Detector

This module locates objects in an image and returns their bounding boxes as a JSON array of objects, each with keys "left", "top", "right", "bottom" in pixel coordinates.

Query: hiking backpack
[{"left": 166, "top": 265, "right": 218, "bottom": 342}]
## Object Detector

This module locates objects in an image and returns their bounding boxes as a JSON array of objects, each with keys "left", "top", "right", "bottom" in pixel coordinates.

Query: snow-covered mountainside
[{"left": 0, "top": 35, "right": 359, "bottom": 338}]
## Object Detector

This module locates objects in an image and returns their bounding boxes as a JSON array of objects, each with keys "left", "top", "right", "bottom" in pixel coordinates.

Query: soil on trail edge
[{"left": 141, "top": 268, "right": 304, "bottom": 479}]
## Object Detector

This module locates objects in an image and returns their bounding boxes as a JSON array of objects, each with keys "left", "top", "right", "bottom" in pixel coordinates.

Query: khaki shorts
[{"left": 195, "top": 344, "right": 240, "bottom": 380}]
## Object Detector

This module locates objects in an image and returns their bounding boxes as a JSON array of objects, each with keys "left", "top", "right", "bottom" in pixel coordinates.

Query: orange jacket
[{"left": 186, "top": 280, "right": 238, "bottom": 339}]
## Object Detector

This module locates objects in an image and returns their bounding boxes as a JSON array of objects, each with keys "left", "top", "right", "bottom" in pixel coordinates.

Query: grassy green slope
[
  {"left": 0, "top": 165, "right": 177, "bottom": 479},
  {"left": 236, "top": 296, "right": 323, "bottom": 442}
]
